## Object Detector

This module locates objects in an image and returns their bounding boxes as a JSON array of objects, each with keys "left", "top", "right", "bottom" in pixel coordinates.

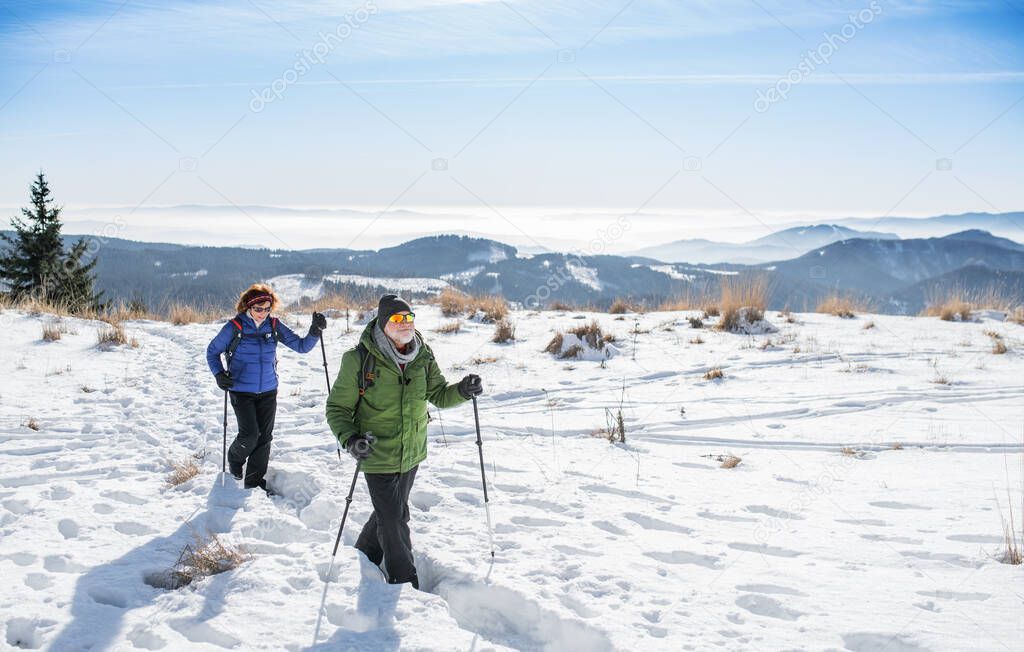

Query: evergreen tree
[{"left": 0, "top": 172, "right": 102, "bottom": 311}]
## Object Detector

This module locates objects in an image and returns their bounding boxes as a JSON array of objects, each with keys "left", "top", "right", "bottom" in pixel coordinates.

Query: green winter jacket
[{"left": 325, "top": 319, "right": 466, "bottom": 473}]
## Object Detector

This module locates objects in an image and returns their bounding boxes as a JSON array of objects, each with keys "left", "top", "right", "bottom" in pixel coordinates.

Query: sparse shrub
[
  {"left": 927, "top": 358, "right": 951, "bottom": 385},
  {"left": 688, "top": 316, "right": 703, "bottom": 329},
  {"left": 993, "top": 340, "right": 1008, "bottom": 354},
  {"left": 97, "top": 322, "right": 128, "bottom": 347},
  {"left": 689, "top": 335, "right": 705, "bottom": 345},
  {"left": 548, "top": 301, "right": 573, "bottom": 311},
  {"left": 599, "top": 407, "right": 626, "bottom": 443},
  {"left": 492, "top": 319, "right": 515, "bottom": 343},
  {"left": 995, "top": 452, "right": 1022, "bottom": 565},
  {"left": 704, "top": 367, "right": 724, "bottom": 381},
  {"left": 25, "top": 418, "right": 40, "bottom": 431},
  {"left": 436, "top": 320, "right": 462, "bottom": 334},
  {"left": 817, "top": 294, "right": 862, "bottom": 318}
]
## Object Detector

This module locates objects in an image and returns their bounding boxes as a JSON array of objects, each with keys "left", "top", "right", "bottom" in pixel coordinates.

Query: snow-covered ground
[{"left": 1, "top": 305, "right": 1022, "bottom": 651}]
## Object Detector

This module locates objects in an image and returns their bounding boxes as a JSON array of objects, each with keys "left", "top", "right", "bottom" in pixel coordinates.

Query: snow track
[{"left": 0, "top": 307, "right": 1022, "bottom": 650}]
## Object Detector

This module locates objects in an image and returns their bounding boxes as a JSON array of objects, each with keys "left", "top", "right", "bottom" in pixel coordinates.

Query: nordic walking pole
[
  {"left": 313, "top": 458, "right": 361, "bottom": 645},
  {"left": 222, "top": 391, "right": 228, "bottom": 474},
  {"left": 472, "top": 396, "right": 495, "bottom": 558},
  {"left": 319, "top": 336, "right": 342, "bottom": 462}
]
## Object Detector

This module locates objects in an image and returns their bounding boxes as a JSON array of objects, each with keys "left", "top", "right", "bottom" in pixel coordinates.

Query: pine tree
[{"left": 0, "top": 172, "right": 102, "bottom": 311}]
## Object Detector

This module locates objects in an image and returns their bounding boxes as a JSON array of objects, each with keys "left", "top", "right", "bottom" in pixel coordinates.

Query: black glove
[
  {"left": 215, "top": 372, "right": 234, "bottom": 390},
  {"left": 346, "top": 432, "right": 376, "bottom": 462},
  {"left": 457, "top": 374, "right": 483, "bottom": 399},
  {"left": 308, "top": 312, "right": 327, "bottom": 337}
]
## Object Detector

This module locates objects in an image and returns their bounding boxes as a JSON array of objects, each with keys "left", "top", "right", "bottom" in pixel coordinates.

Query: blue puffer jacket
[{"left": 206, "top": 312, "right": 319, "bottom": 393}]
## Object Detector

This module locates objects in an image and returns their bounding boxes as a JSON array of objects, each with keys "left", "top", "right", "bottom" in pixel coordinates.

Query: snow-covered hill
[{"left": 1, "top": 306, "right": 1022, "bottom": 650}]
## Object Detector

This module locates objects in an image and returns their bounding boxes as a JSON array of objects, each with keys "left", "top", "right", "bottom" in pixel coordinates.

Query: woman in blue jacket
[{"left": 206, "top": 283, "right": 327, "bottom": 491}]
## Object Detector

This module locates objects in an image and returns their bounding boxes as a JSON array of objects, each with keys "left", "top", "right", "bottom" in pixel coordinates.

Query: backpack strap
[
  {"left": 268, "top": 316, "right": 282, "bottom": 342},
  {"left": 354, "top": 342, "right": 376, "bottom": 411},
  {"left": 224, "top": 315, "right": 245, "bottom": 364}
]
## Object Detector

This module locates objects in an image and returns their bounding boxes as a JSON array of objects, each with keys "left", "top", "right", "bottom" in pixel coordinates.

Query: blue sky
[{"left": 1, "top": 1, "right": 1022, "bottom": 226}]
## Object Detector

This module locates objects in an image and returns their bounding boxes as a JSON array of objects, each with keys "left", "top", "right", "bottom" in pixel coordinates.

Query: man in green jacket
[{"left": 325, "top": 294, "right": 482, "bottom": 589}]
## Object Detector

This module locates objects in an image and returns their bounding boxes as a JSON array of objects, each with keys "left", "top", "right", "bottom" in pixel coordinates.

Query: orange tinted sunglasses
[{"left": 387, "top": 312, "right": 415, "bottom": 323}]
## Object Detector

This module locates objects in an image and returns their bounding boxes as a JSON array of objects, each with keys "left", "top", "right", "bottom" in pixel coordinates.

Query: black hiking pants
[
  {"left": 227, "top": 389, "right": 277, "bottom": 488},
  {"left": 355, "top": 465, "right": 420, "bottom": 588}
]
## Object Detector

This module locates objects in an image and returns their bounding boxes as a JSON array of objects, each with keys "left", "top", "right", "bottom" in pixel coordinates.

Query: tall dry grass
[
  {"left": 816, "top": 293, "right": 865, "bottom": 318},
  {"left": 434, "top": 288, "right": 508, "bottom": 322},
  {"left": 923, "top": 285, "right": 1023, "bottom": 322},
  {"left": 716, "top": 275, "right": 769, "bottom": 332}
]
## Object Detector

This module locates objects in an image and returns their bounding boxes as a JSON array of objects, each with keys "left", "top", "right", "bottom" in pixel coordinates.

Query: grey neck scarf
[{"left": 372, "top": 324, "right": 420, "bottom": 369}]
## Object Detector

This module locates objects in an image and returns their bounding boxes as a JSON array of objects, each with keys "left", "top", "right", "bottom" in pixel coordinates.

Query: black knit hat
[{"left": 377, "top": 294, "right": 412, "bottom": 331}]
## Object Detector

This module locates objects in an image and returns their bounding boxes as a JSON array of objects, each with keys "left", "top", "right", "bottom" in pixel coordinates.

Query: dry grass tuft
[
  {"left": 569, "top": 320, "right": 614, "bottom": 348},
  {"left": 717, "top": 275, "right": 769, "bottom": 332},
  {"left": 817, "top": 294, "right": 863, "bottom": 318},
  {"left": 167, "top": 302, "right": 222, "bottom": 325},
  {"left": 543, "top": 332, "right": 564, "bottom": 356},
  {"left": 492, "top": 319, "right": 515, "bottom": 343},
  {"left": 438, "top": 287, "right": 471, "bottom": 316},
  {"left": 435, "top": 320, "right": 462, "bottom": 334},
  {"left": 608, "top": 298, "right": 636, "bottom": 314},
  {"left": 471, "top": 355, "right": 499, "bottom": 365},
  {"left": 862, "top": 320, "right": 875, "bottom": 330},
  {"left": 689, "top": 335, "right": 705, "bottom": 345},
  {"left": 41, "top": 320, "right": 68, "bottom": 342},
  {"left": 561, "top": 344, "right": 583, "bottom": 359},
  {"left": 25, "top": 417, "right": 40, "bottom": 431},
  {"left": 436, "top": 289, "right": 507, "bottom": 322},
  {"left": 596, "top": 407, "right": 626, "bottom": 443},
  {"left": 719, "top": 455, "right": 742, "bottom": 469},
  {"left": 923, "top": 286, "right": 1022, "bottom": 322},
  {"left": 97, "top": 322, "right": 128, "bottom": 347},
  {"left": 703, "top": 367, "right": 724, "bottom": 381},
  {"left": 475, "top": 295, "right": 509, "bottom": 322},
  {"left": 170, "top": 530, "right": 249, "bottom": 587},
  {"left": 932, "top": 298, "right": 974, "bottom": 322},
  {"left": 993, "top": 340, "right": 1008, "bottom": 354},
  {"left": 890, "top": 442, "right": 904, "bottom": 450},
  {"left": 995, "top": 452, "right": 1023, "bottom": 565},
  {"left": 166, "top": 455, "right": 201, "bottom": 487}
]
